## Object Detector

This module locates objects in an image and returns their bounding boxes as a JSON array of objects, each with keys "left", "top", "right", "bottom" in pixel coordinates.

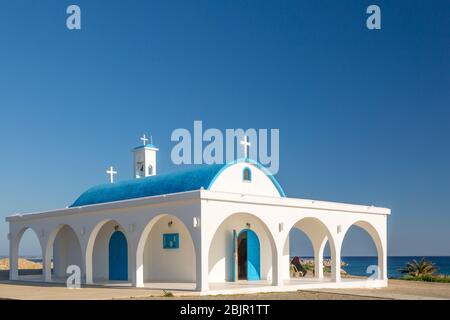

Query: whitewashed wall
[
  {"left": 143, "top": 215, "right": 196, "bottom": 282},
  {"left": 209, "top": 162, "right": 282, "bottom": 197},
  {"left": 7, "top": 162, "right": 390, "bottom": 292}
]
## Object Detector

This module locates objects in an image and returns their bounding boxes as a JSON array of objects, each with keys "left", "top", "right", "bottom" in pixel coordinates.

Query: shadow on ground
[{"left": 0, "top": 269, "right": 44, "bottom": 281}]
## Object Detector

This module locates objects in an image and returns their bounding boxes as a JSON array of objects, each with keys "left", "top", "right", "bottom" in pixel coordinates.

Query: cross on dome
[
  {"left": 106, "top": 166, "right": 117, "bottom": 183},
  {"left": 240, "top": 136, "right": 251, "bottom": 159}
]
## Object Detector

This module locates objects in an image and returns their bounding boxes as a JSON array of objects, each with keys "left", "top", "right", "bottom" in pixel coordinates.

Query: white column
[
  {"left": 314, "top": 248, "right": 324, "bottom": 279},
  {"left": 381, "top": 250, "right": 387, "bottom": 281},
  {"left": 381, "top": 217, "right": 388, "bottom": 281},
  {"left": 79, "top": 246, "right": 87, "bottom": 284},
  {"left": 135, "top": 266, "right": 144, "bottom": 287},
  {"left": 331, "top": 241, "right": 342, "bottom": 282},
  {"left": 193, "top": 214, "right": 209, "bottom": 292},
  {"left": 376, "top": 230, "right": 387, "bottom": 281},
  {"left": 195, "top": 243, "right": 209, "bottom": 291},
  {"left": 85, "top": 249, "right": 94, "bottom": 285},
  {"left": 312, "top": 237, "right": 327, "bottom": 279},
  {"left": 9, "top": 234, "right": 19, "bottom": 280},
  {"left": 43, "top": 245, "right": 52, "bottom": 282},
  {"left": 272, "top": 243, "right": 284, "bottom": 286},
  {"left": 134, "top": 243, "right": 144, "bottom": 288},
  {"left": 377, "top": 250, "right": 387, "bottom": 280},
  {"left": 282, "top": 237, "right": 291, "bottom": 280},
  {"left": 129, "top": 243, "right": 137, "bottom": 287},
  {"left": 134, "top": 231, "right": 146, "bottom": 288}
]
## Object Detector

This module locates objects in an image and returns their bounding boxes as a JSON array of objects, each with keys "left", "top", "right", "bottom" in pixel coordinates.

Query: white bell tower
[{"left": 132, "top": 134, "right": 158, "bottom": 178}]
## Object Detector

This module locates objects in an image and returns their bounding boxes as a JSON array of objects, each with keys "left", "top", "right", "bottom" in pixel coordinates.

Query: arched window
[
  {"left": 243, "top": 167, "right": 252, "bottom": 182},
  {"left": 148, "top": 164, "right": 153, "bottom": 175}
]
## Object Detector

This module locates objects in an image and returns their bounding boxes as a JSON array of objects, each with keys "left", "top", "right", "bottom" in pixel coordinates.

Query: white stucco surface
[
  {"left": 209, "top": 162, "right": 282, "bottom": 197},
  {"left": 143, "top": 215, "right": 196, "bottom": 282},
  {"left": 6, "top": 160, "right": 390, "bottom": 294}
]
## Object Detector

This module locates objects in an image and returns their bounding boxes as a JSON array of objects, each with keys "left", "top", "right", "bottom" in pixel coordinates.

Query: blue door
[
  {"left": 246, "top": 229, "right": 260, "bottom": 280},
  {"left": 109, "top": 231, "right": 128, "bottom": 281}
]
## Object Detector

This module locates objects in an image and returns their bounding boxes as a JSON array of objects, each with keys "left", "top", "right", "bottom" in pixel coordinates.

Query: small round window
[{"left": 243, "top": 167, "right": 252, "bottom": 182}]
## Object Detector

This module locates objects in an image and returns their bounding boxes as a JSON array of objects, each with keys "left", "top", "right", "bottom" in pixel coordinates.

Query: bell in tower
[{"left": 132, "top": 134, "right": 158, "bottom": 178}]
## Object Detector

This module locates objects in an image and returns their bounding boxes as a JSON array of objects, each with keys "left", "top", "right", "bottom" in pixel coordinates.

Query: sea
[
  {"left": 294, "top": 256, "right": 450, "bottom": 278},
  {"left": 341, "top": 256, "right": 450, "bottom": 278}
]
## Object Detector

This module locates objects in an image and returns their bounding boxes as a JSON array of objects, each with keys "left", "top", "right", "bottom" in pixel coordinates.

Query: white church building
[{"left": 6, "top": 136, "right": 390, "bottom": 295}]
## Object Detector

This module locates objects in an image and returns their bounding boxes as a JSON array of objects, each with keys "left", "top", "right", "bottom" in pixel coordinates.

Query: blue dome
[{"left": 70, "top": 164, "right": 226, "bottom": 207}]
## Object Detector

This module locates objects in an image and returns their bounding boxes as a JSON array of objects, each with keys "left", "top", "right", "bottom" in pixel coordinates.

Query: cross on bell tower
[{"left": 140, "top": 134, "right": 148, "bottom": 145}]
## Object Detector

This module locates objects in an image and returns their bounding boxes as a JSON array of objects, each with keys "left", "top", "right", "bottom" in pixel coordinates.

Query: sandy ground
[
  {"left": 0, "top": 278, "right": 448, "bottom": 300},
  {"left": 0, "top": 258, "right": 43, "bottom": 270},
  {"left": 312, "top": 279, "right": 450, "bottom": 300}
]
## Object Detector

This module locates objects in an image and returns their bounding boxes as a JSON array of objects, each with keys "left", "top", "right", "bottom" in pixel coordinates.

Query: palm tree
[{"left": 399, "top": 258, "right": 437, "bottom": 277}]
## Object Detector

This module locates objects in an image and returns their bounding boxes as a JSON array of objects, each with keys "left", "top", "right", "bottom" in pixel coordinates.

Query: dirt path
[
  {"left": 309, "top": 279, "right": 450, "bottom": 300},
  {"left": 0, "top": 279, "right": 448, "bottom": 300}
]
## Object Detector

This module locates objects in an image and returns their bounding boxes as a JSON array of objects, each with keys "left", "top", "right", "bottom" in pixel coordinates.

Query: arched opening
[
  {"left": 16, "top": 228, "right": 43, "bottom": 280},
  {"left": 237, "top": 229, "right": 260, "bottom": 280},
  {"left": 283, "top": 217, "right": 336, "bottom": 281},
  {"left": 341, "top": 221, "right": 384, "bottom": 280},
  {"left": 88, "top": 220, "right": 131, "bottom": 283},
  {"left": 287, "top": 228, "right": 332, "bottom": 279},
  {"left": 49, "top": 225, "right": 83, "bottom": 282},
  {"left": 208, "top": 213, "right": 277, "bottom": 284},
  {"left": 137, "top": 215, "right": 196, "bottom": 286}
]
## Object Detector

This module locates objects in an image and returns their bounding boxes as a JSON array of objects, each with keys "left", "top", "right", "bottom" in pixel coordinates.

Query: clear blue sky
[{"left": 0, "top": 0, "right": 449, "bottom": 257}]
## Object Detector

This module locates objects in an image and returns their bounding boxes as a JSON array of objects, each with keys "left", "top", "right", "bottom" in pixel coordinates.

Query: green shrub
[
  {"left": 401, "top": 274, "right": 450, "bottom": 283},
  {"left": 398, "top": 258, "right": 437, "bottom": 277},
  {"left": 162, "top": 290, "right": 174, "bottom": 297}
]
